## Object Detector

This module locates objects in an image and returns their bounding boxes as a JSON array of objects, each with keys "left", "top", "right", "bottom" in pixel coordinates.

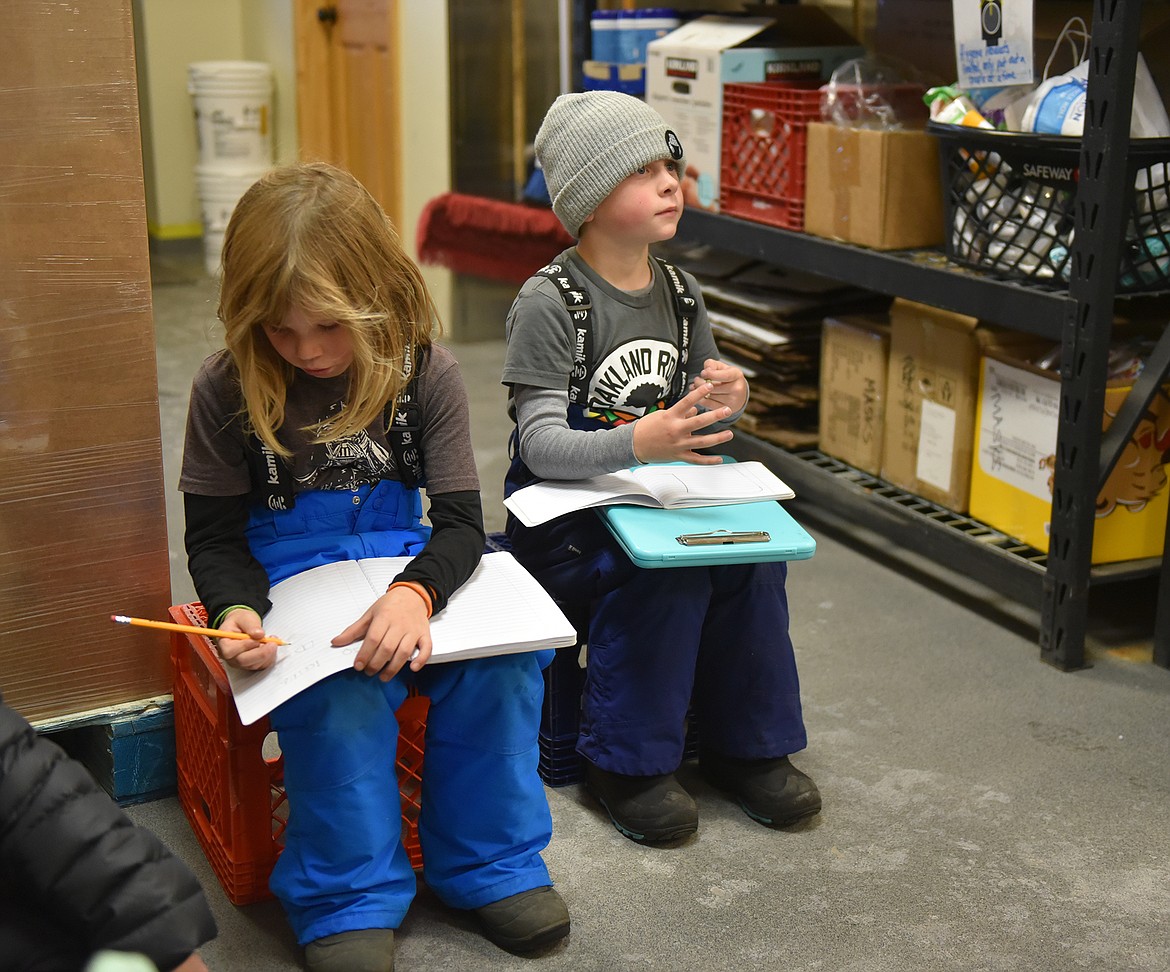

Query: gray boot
[
  {"left": 304, "top": 929, "right": 395, "bottom": 972},
  {"left": 475, "top": 886, "right": 570, "bottom": 953}
]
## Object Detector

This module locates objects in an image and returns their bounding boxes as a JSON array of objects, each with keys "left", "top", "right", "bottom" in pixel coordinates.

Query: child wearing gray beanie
[
  {"left": 536, "top": 90, "right": 685, "bottom": 238},
  {"left": 502, "top": 91, "right": 820, "bottom": 848}
]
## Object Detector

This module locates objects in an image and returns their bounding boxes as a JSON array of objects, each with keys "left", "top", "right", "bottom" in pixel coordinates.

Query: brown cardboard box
[
  {"left": 0, "top": 0, "right": 172, "bottom": 721},
  {"left": 818, "top": 314, "right": 891, "bottom": 475},
  {"left": 804, "top": 122, "right": 944, "bottom": 251},
  {"left": 880, "top": 299, "right": 1044, "bottom": 512}
]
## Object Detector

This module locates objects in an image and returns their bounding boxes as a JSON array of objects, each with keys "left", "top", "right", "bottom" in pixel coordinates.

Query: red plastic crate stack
[
  {"left": 169, "top": 602, "right": 427, "bottom": 905},
  {"left": 719, "top": 81, "right": 824, "bottom": 232}
]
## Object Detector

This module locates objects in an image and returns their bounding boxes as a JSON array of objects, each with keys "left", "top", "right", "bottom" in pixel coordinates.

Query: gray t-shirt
[
  {"left": 503, "top": 248, "right": 719, "bottom": 406},
  {"left": 502, "top": 248, "right": 726, "bottom": 479},
  {"left": 181, "top": 343, "right": 479, "bottom": 498}
]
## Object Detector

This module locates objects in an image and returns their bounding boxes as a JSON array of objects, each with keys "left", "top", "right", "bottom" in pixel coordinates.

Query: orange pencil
[{"left": 111, "top": 614, "right": 286, "bottom": 646}]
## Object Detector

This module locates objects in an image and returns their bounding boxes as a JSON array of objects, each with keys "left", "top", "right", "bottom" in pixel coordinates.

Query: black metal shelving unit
[{"left": 677, "top": 0, "right": 1170, "bottom": 671}]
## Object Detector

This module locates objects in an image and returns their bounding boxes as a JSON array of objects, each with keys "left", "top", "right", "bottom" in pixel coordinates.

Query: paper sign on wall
[{"left": 953, "top": 0, "right": 1034, "bottom": 89}]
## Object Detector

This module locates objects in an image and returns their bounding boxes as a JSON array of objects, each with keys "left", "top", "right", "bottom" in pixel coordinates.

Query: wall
[
  {"left": 133, "top": 0, "right": 297, "bottom": 239},
  {"left": 132, "top": 1, "right": 450, "bottom": 318},
  {"left": 399, "top": 1, "right": 453, "bottom": 328}
]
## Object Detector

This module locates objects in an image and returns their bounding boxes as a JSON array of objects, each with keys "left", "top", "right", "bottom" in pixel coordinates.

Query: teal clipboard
[{"left": 600, "top": 500, "right": 816, "bottom": 568}]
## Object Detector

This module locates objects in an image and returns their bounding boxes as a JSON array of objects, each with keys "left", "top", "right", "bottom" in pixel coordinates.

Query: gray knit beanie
[{"left": 536, "top": 91, "right": 685, "bottom": 237}]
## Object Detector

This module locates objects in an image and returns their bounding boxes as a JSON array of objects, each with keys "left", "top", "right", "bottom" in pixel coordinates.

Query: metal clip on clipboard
[{"left": 676, "top": 529, "right": 772, "bottom": 546}]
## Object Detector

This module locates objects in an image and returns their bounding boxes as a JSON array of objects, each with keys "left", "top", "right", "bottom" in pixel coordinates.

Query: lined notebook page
[
  {"left": 225, "top": 552, "right": 576, "bottom": 725},
  {"left": 357, "top": 553, "right": 577, "bottom": 660}
]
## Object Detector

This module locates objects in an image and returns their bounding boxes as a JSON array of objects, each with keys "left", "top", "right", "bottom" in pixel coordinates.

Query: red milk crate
[
  {"left": 169, "top": 602, "right": 427, "bottom": 905},
  {"left": 720, "top": 81, "right": 824, "bottom": 231}
]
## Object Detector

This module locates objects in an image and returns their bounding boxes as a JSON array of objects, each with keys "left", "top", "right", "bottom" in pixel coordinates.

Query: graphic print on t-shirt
[
  {"left": 294, "top": 400, "right": 393, "bottom": 491},
  {"left": 585, "top": 337, "right": 678, "bottom": 424}
]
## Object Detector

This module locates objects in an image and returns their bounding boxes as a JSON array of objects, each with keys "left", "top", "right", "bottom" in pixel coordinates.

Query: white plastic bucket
[
  {"left": 195, "top": 164, "right": 267, "bottom": 276},
  {"left": 188, "top": 61, "right": 274, "bottom": 167}
]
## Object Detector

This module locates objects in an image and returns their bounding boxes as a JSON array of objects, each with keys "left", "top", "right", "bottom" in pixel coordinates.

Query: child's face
[
  {"left": 263, "top": 305, "right": 354, "bottom": 379},
  {"left": 586, "top": 159, "right": 682, "bottom": 243}
]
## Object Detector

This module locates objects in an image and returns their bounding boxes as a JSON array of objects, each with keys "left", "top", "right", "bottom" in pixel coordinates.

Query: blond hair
[{"left": 217, "top": 162, "right": 439, "bottom": 457}]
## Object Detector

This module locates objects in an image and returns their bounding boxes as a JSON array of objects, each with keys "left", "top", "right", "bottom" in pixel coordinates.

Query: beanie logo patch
[{"left": 665, "top": 130, "right": 683, "bottom": 160}]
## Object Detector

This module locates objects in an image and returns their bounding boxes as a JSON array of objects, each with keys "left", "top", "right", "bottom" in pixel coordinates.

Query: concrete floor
[{"left": 130, "top": 244, "right": 1170, "bottom": 972}]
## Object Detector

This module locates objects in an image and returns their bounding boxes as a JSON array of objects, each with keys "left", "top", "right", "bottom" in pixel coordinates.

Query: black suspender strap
[
  {"left": 248, "top": 436, "right": 296, "bottom": 512},
  {"left": 656, "top": 257, "right": 696, "bottom": 402},
  {"left": 535, "top": 261, "right": 594, "bottom": 406},
  {"left": 386, "top": 371, "right": 423, "bottom": 490}
]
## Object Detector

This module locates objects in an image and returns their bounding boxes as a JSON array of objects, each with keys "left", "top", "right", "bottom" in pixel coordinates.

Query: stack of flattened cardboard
[{"left": 659, "top": 241, "right": 889, "bottom": 449}]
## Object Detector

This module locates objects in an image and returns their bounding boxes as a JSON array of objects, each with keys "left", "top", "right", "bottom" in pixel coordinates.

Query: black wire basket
[{"left": 929, "top": 121, "right": 1170, "bottom": 294}]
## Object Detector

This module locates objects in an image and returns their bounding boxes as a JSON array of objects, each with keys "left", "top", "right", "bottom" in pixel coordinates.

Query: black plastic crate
[
  {"left": 929, "top": 121, "right": 1170, "bottom": 293},
  {"left": 541, "top": 644, "right": 587, "bottom": 740}
]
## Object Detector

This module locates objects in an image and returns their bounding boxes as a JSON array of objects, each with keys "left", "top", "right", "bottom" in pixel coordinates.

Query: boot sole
[
  {"left": 593, "top": 793, "right": 698, "bottom": 844},
  {"left": 482, "top": 917, "right": 570, "bottom": 954},
  {"left": 702, "top": 766, "right": 822, "bottom": 828},
  {"left": 738, "top": 797, "right": 821, "bottom": 828}
]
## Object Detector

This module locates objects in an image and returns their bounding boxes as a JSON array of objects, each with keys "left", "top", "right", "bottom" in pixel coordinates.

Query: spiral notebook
[{"left": 600, "top": 499, "right": 816, "bottom": 568}]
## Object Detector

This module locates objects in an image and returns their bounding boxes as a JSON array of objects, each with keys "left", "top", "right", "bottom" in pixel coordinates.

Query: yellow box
[{"left": 970, "top": 351, "right": 1170, "bottom": 564}]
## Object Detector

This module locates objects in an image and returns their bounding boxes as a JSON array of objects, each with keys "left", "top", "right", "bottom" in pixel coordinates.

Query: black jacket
[{"left": 0, "top": 693, "right": 217, "bottom": 971}]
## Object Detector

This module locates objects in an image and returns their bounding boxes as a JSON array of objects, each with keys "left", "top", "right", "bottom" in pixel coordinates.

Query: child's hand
[
  {"left": 216, "top": 608, "right": 279, "bottom": 671},
  {"left": 333, "top": 586, "right": 433, "bottom": 681},
  {"left": 632, "top": 381, "right": 734, "bottom": 464},
  {"left": 691, "top": 358, "right": 748, "bottom": 414}
]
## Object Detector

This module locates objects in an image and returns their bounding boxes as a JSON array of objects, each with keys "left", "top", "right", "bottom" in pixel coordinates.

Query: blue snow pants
[
  {"left": 246, "top": 481, "right": 553, "bottom": 945},
  {"left": 506, "top": 507, "right": 808, "bottom": 776}
]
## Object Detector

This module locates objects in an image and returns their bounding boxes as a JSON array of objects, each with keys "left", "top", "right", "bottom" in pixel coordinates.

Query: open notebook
[
  {"left": 223, "top": 551, "right": 577, "bottom": 725},
  {"left": 600, "top": 499, "right": 816, "bottom": 568}
]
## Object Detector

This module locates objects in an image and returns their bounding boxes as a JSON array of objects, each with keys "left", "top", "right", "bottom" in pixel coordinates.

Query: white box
[{"left": 646, "top": 11, "right": 863, "bottom": 212}]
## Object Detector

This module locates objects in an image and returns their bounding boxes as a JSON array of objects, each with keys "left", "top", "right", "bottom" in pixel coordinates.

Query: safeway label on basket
[{"left": 952, "top": 0, "right": 1033, "bottom": 90}]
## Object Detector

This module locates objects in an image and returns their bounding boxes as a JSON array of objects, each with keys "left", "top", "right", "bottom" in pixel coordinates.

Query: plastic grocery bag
[{"left": 1018, "top": 18, "right": 1170, "bottom": 137}]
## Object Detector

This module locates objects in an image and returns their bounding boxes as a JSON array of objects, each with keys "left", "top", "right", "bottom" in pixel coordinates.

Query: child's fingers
[
  {"left": 408, "top": 635, "right": 433, "bottom": 672},
  {"left": 672, "top": 381, "right": 715, "bottom": 413},
  {"left": 217, "top": 638, "right": 277, "bottom": 671}
]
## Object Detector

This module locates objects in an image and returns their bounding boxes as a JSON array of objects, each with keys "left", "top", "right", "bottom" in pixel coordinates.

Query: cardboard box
[
  {"left": 804, "top": 122, "right": 944, "bottom": 251},
  {"left": 818, "top": 314, "right": 891, "bottom": 475},
  {"left": 646, "top": 10, "right": 863, "bottom": 212},
  {"left": 0, "top": 0, "right": 172, "bottom": 721},
  {"left": 583, "top": 60, "right": 647, "bottom": 96},
  {"left": 880, "top": 299, "right": 1044, "bottom": 512},
  {"left": 970, "top": 352, "right": 1170, "bottom": 563}
]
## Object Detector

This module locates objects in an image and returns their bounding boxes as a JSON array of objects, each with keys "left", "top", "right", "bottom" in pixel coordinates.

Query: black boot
[
  {"left": 700, "top": 752, "right": 821, "bottom": 827},
  {"left": 585, "top": 762, "right": 698, "bottom": 843}
]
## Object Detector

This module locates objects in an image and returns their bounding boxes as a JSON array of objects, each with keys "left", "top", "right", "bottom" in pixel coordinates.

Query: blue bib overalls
[
  {"left": 505, "top": 411, "right": 808, "bottom": 778},
  {"left": 247, "top": 480, "right": 553, "bottom": 945}
]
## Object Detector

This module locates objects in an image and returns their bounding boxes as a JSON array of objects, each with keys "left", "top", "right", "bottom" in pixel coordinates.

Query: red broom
[{"left": 415, "top": 192, "right": 574, "bottom": 285}]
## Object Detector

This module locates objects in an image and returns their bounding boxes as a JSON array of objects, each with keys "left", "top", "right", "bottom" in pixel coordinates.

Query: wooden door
[{"left": 295, "top": 0, "right": 402, "bottom": 228}]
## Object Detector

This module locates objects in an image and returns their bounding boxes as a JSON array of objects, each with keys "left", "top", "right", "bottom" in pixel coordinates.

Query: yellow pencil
[{"left": 111, "top": 614, "right": 287, "bottom": 646}]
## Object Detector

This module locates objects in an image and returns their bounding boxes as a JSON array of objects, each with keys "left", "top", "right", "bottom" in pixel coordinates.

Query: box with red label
[{"left": 646, "top": 10, "right": 862, "bottom": 213}]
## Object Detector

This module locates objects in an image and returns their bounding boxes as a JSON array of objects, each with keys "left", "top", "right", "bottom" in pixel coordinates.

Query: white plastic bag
[{"left": 1019, "top": 18, "right": 1170, "bottom": 137}]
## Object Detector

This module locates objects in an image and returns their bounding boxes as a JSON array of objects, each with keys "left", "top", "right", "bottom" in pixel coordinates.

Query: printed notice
[
  {"left": 916, "top": 399, "right": 957, "bottom": 492},
  {"left": 976, "top": 358, "right": 1059, "bottom": 500},
  {"left": 953, "top": 0, "right": 1034, "bottom": 90}
]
